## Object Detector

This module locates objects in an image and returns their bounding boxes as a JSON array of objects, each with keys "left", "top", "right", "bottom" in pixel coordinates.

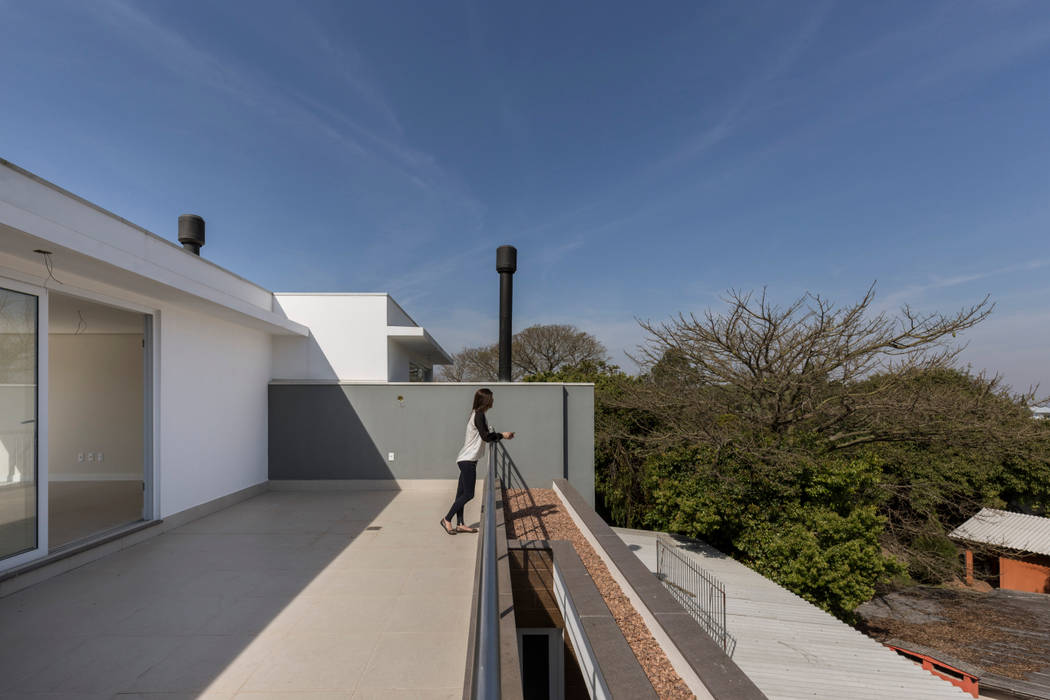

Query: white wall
[
  {"left": 158, "top": 303, "right": 271, "bottom": 518},
  {"left": 272, "top": 294, "right": 389, "bottom": 381},
  {"left": 48, "top": 334, "right": 143, "bottom": 480},
  {"left": 387, "top": 342, "right": 410, "bottom": 382}
]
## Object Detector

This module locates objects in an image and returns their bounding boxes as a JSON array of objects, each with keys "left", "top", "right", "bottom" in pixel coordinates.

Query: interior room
[
  {"left": 0, "top": 286, "right": 38, "bottom": 562},
  {"left": 47, "top": 293, "right": 147, "bottom": 548}
]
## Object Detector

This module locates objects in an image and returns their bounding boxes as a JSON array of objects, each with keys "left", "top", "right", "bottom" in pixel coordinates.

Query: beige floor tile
[
  {"left": 300, "top": 567, "right": 408, "bottom": 598},
  {"left": 351, "top": 690, "right": 460, "bottom": 700},
  {"left": 108, "top": 594, "right": 230, "bottom": 635},
  {"left": 124, "top": 633, "right": 282, "bottom": 693},
  {"left": 239, "top": 633, "right": 378, "bottom": 692},
  {"left": 355, "top": 633, "right": 467, "bottom": 690},
  {"left": 289, "top": 596, "right": 396, "bottom": 636},
  {"left": 310, "top": 531, "right": 380, "bottom": 553},
  {"left": 383, "top": 594, "right": 473, "bottom": 636},
  {"left": 198, "top": 595, "right": 309, "bottom": 636},
  {"left": 8, "top": 635, "right": 184, "bottom": 694},
  {"left": 0, "top": 693, "right": 113, "bottom": 700},
  {"left": 398, "top": 568, "right": 475, "bottom": 597},
  {"left": 234, "top": 693, "right": 351, "bottom": 699},
  {"left": 115, "top": 693, "right": 235, "bottom": 699},
  {"left": 324, "top": 546, "right": 453, "bottom": 571},
  {"left": 0, "top": 634, "right": 88, "bottom": 692},
  {"left": 0, "top": 489, "right": 477, "bottom": 697}
]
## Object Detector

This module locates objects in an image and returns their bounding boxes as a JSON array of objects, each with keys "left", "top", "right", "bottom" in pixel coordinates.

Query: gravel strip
[{"left": 504, "top": 487, "right": 694, "bottom": 699}]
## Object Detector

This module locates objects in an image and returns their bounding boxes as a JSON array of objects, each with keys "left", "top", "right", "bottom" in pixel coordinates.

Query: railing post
[{"left": 476, "top": 446, "right": 500, "bottom": 698}]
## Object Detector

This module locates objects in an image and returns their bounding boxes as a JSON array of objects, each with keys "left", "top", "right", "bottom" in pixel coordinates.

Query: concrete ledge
[
  {"left": 0, "top": 480, "right": 268, "bottom": 597},
  {"left": 268, "top": 478, "right": 467, "bottom": 491},
  {"left": 553, "top": 479, "right": 767, "bottom": 700},
  {"left": 510, "top": 539, "right": 657, "bottom": 699}
]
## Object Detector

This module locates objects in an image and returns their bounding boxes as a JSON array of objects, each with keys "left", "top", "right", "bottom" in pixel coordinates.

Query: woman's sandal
[
  {"left": 456, "top": 525, "right": 478, "bottom": 533},
  {"left": 440, "top": 519, "right": 457, "bottom": 535}
]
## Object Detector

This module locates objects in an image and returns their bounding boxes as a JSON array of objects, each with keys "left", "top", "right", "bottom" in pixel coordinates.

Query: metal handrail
[{"left": 474, "top": 445, "right": 500, "bottom": 698}]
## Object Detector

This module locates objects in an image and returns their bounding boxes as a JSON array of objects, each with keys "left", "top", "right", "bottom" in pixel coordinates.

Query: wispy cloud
[
  {"left": 96, "top": 0, "right": 482, "bottom": 231},
  {"left": 665, "top": 0, "right": 833, "bottom": 165},
  {"left": 877, "top": 258, "right": 1050, "bottom": 311}
]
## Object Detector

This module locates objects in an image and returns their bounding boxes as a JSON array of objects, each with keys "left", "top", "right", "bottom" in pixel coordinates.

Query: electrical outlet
[
  {"left": 87, "top": 452, "right": 94, "bottom": 462},
  {"left": 387, "top": 452, "right": 396, "bottom": 462},
  {"left": 77, "top": 452, "right": 84, "bottom": 462},
  {"left": 97, "top": 452, "right": 104, "bottom": 462}
]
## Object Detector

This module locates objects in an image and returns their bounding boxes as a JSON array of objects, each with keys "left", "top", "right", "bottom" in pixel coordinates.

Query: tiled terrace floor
[{"left": 0, "top": 484, "right": 480, "bottom": 699}]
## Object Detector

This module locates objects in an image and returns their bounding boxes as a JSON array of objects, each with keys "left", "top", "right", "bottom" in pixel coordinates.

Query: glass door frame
[
  {"left": 0, "top": 276, "right": 48, "bottom": 569},
  {"left": 0, "top": 275, "right": 159, "bottom": 570}
]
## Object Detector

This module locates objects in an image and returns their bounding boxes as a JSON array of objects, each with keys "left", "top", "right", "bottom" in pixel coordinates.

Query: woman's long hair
[{"left": 472, "top": 388, "right": 494, "bottom": 412}]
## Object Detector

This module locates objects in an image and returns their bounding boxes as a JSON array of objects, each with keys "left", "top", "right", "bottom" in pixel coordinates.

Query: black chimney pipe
[
  {"left": 178, "top": 214, "right": 205, "bottom": 255},
  {"left": 496, "top": 245, "right": 517, "bottom": 382}
]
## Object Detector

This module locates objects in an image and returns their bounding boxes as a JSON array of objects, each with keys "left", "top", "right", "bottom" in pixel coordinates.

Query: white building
[{"left": 0, "top": 158, "right": 449, "bottom": 573}]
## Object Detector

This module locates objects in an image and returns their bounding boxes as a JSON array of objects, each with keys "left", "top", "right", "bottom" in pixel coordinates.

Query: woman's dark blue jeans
[{"left": 445, "top": 460, "right": 477, "bottom": 526}]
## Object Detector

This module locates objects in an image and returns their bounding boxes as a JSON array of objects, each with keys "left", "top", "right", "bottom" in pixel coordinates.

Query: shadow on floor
[{"left": 0, "top": 485, "right": 476, "bottom": 697}]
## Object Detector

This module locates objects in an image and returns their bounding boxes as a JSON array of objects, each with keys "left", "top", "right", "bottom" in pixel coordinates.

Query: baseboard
[
  {"left": 48, "top": 474, "right": 142, "bottom": 482},
  {"left": 159, "top": 481, "right": 269, "bottom": 530},
  {"left": 268, "top": 478, "right": 466, "bottom": 491}
]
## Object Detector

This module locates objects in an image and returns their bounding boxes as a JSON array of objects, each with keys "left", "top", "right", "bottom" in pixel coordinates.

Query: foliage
[
  {"left": 636, "top": 445, "right": 900, "bottom": 619},
  {"left": 524, "top": 285, "right": 1050, "bottom": 619}
]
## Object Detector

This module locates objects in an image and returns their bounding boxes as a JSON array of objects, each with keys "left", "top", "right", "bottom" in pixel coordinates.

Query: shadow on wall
[
  {"left": 268, "top": 385, "right": 395, "bottom": 480},
  {"left": 268, "top": 383, "right": 595, "bottom": 500},
  {"left": 270, "top": 296, "right": 340, "bottom": 382}
]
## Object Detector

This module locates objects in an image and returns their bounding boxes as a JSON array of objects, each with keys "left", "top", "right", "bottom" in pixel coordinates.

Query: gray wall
[{"left": 269, "top": 382, "right": 595, "bottom": 504}]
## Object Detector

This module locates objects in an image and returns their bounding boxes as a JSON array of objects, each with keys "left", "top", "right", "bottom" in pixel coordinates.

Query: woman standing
[{"left": 441, "top": 388, "right": 514, "bottom": 534}]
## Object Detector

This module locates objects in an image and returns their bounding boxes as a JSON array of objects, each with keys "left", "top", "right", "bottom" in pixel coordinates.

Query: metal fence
[{"left": 656, "top": 538, "right": 736, "bottom": 656}]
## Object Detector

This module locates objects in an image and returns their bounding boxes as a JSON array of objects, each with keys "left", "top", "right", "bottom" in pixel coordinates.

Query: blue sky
[{"left": 2, "top": 1, "right": 1049, "bottom": 393}]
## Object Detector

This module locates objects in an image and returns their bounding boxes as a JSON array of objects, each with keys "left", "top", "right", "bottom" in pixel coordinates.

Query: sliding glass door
[{"left": 0, "top": 287, "right": 38, "bottom": 562}]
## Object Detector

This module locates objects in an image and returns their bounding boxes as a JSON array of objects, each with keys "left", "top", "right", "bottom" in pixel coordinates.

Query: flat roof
[{"left": 0, "top": 157, "right": 272, "bottom": 295}]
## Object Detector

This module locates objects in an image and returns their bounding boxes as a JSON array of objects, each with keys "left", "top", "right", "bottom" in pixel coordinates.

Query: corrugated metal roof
[
  {"left": 615, "top": 527, "right": 967, "bottom": 700},
  {"left": 949, "top": 508, "right": 1050, "bottom": 556}
]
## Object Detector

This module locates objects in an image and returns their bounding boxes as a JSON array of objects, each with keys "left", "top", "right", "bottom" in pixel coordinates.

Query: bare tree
[
  {"left": 439, "top": 345, "right": 500, "bottom": 382},
  {"left": 624, "top": 284, "right": 1038, "bottom": 453},
  {"left": 513, "top": 324, "right": 608, "bottom": 376},
  {"left": 439, "top": 324, "right": 607, "bottom": 381}
]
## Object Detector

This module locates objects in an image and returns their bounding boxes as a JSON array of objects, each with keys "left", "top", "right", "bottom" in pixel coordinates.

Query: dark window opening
[{"left": 522, "top": 632, "right": 551, "bottom": 700}]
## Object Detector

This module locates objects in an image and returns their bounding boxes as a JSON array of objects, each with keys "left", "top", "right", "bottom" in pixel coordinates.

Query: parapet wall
[{"left": 268, "top": 382, "right": 596, "bottom": 504}]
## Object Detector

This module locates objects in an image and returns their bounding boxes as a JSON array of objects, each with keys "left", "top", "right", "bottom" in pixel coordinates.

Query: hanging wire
[
  {"left": 74, "top": 309, "right": 87, "bottom": 335},
  {"left": 33, "top": 249, "right": 63, "bottom": 286}
]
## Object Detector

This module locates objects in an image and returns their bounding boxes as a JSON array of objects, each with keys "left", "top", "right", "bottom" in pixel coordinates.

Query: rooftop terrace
[{"left": 0, "top": 483, "right": 478, "bottom": 698}]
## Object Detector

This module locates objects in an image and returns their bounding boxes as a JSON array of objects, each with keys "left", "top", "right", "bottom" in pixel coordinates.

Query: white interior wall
[
  {"left": 0, "top": 382, "right": 35, "bottom": 484},
  {"left": 48, "top": 334, "right": 143, "bottom": 480},
  {"left": 159, "top": 304, "right": 271, "bottom": 518}
]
